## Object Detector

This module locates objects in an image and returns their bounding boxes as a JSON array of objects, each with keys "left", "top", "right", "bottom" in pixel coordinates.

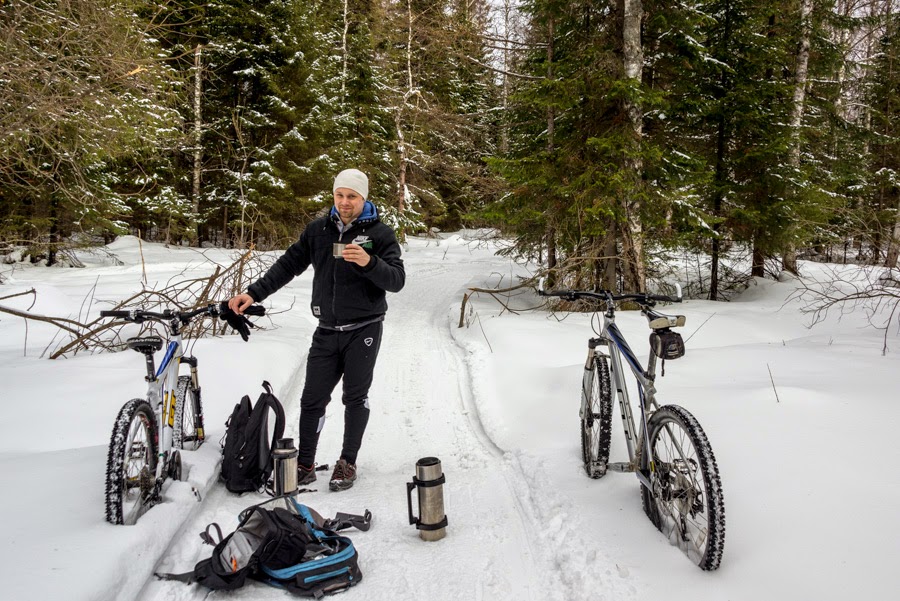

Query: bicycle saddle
[
  {"left": 644, "top": 309, "right": 686, "bottom": 330},
  {"left": 126, "top": 336, "right": 164, "bottom": 354}
]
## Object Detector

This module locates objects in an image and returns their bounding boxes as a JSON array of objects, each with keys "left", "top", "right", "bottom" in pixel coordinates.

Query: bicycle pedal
[
  {"left": 315, "top": 464, "right": 330, "bottom": 472},
  {"left": 606, "top": 462, "right": 634, "bottom": 473}
]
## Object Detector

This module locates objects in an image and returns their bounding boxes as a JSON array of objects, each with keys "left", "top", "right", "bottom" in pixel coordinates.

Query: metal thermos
[
  {"left": 406, "top": 457, "right": 448, "bottom": 541},
  {"left": 272, "top": 438, "right": 298, "bottom": 496}
]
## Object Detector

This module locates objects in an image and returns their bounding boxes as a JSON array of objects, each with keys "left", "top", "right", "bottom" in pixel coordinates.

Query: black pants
[{"left": 297, "top": 321, "right": 382, "bottom": 466}]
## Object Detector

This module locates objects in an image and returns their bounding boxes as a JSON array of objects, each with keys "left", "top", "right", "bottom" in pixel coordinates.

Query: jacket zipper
[
  {"left": 332, "top": 227, "right": 345, "bottom": 321},
  {"left": 329, "top": 215, "right": 370, "bottom": 324}
]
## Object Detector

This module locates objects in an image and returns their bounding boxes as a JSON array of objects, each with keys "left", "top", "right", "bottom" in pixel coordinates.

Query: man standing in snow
[{"left": 228, "top": 168, "right": 405, "bottom": 491}]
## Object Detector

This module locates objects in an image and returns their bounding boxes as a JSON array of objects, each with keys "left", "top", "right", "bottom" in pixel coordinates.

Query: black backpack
[
  {"left": 157, "top": 496, "right": 365, "bottom": 597},
  {"left": 220, "top": 381, "right": 285, "bottom": 493}
]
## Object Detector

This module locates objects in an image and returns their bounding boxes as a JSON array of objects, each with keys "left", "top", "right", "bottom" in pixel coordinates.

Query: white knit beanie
[{"left": 333, "top": 168, "right": 369, "bottom": 200}]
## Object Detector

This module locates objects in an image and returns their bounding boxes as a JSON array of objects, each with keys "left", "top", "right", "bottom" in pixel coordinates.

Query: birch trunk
[
  {"left": 546, "top": 16, "right": 558, "bottom": 280},
  {"left": 396, "top": 0, "right": 415, "bottom": 216},
  {"left": 620, "top": 0, "right": 645, "bottom": 292},
  {"left": 340, "top": 0, "right": 349, "bottom": 102},
  {"left": 783, "top": 0, "right": 813, "bottom": 275},
  {"left": 397, "top": 111, "right": 407, "bottom": 214},
  {"left": 789, "top": 0, "right": 812, "bottom": 166},
  {"left": 500, "top": 0, "right": 512, "bottom": 154},
  {"left": 882, "top": 0, "right": 898, "bottom": 267},
  {"left": 192, "top": 44, "right": 202, "bottom": 245}
]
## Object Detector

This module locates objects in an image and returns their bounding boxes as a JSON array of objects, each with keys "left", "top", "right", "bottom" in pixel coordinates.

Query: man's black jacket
[{"left": 247, "top": 203, "right": 405, "bottom": 326}]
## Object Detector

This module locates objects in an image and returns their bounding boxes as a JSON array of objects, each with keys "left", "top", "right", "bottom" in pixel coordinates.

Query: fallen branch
[{"left": 0, "top": 249, "right": 273, "bottom": 359}]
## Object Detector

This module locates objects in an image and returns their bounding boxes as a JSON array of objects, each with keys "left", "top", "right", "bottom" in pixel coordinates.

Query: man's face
[{"left": 333, "top": 187, "right": 365, "bottom": 224}]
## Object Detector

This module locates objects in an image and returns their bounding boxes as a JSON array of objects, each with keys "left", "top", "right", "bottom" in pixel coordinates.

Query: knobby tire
[
  {"left": 173, "top": 375, "right": 204, "bottom": 450},
  {"left": 105, "top": 399, "right": 158, "bottom": 525},
  {"left": 581, "top": 355, "right": 613, "bottom": 478},
  {"left": 641, "top": 404, "right": 725, "bottom": 570}
]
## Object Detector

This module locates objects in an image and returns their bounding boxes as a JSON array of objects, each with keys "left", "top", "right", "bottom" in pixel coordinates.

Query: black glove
[
  {"left": 218, "top": 302, "right": 264, "bottom": 341},
  {"left": 242, "top": 304, "right": 266, "bottom": 317}
]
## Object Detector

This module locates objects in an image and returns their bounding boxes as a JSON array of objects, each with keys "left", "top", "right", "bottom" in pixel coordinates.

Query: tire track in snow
[{"left": 449, "top": 287, "right": 640, "bottom": 601}]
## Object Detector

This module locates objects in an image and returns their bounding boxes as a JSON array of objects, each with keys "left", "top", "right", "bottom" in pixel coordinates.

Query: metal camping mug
[
  {"left": 406, "top": 457, "right": 448, "bottom": 541},
  {"left": 272, "top": 438, "right": 298, "bottom": 496},
  {"left": 332, "top": 243, "right": 346, "bottom": 258}
]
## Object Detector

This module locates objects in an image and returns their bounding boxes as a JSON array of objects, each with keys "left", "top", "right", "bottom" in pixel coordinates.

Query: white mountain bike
[{"left": 100, "top": 303, "right": 262, "bottom": 525}]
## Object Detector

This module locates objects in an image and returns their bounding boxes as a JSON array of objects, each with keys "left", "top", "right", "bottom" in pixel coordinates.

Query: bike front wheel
[
  {"left": 641, "top": 404, "right": 725, "bottom": 570},
  {"left": 173, "top": 375, "right": 204, "bottom": 450},
  {"left": 581, "top": 354, "right": 613, "bottom": 478},
  {"left": 105, "top": 399, "right": 158, "bottom": 525}
]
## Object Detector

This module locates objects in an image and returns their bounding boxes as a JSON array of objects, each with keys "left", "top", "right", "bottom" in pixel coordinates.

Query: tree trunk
[
  {"left": 500, "top": 0, "right": 512, "bottom": 154},
  {"left": 341, "top": 0, "right": 349, "bottom": 102},
  {"left": 47, "top": 195, "right": 58, "bottom": 266},
  {"left": 751, "top": 239, "right": 765, "bottom": 277},
  {"left": 710, "top": 111, "right": 727, "bottom": 300},
  {"left": 397, "top": 112, "right": 408, "bottom": 214},
  {"left": 709, "top": 3, "right": 732, "bottom": 301},
  {"left": 620, "top": 0, "right": 645, "bottom": 292},
  {"left": 547, "top": 227, "right": 558, "bottom": 286},
  {"left": 886, "top": 212, "right": 900, "bottom": 267},
  {"left": 833, "top": 0, "right": 852, "bottom": 121},
  {"left": 603, "top": 226, "right": 618, "bottom": 291},
  {"left": 546, "top": 16, "right": 554, "bottom": 149},
  {"left": 783, "top": 0, "right": 813, "bottom": 275},
  {"left": 879, "top": 0, "right": 897, "bottom": 267},
  {"left": 545, "top": 16, "right": 556, "bottom": 283},
  {"left": 192, "top": 44, "right": 203, "bottom": 246},
  {"left": 394, "top": 0, "right": 416, "bottom": 231}
]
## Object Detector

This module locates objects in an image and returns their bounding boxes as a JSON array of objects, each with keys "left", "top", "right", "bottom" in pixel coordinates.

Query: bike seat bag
[
  {"left": 649, "top": 329, "right": 686, "bottom": 360},
  {"left": 220, "top": 381, "right": 285, "bottom": 493}
]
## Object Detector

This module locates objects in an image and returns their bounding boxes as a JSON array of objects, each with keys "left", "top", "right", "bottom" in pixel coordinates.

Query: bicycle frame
[
  {"left": 588, "top": 311, "right": 664, "bottom": 490},
  {"left": 143, "top": 319, "right": 200, "bottom": 484}
]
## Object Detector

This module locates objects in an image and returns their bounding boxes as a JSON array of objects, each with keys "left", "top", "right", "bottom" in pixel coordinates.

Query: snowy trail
[{"left": 138, "top": 250, "right": 553, "bottom": 601}]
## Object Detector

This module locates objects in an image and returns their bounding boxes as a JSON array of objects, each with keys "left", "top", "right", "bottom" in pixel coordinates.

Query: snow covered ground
[{"left": 0, "top": 234, "right": 897, "bottom": 601}]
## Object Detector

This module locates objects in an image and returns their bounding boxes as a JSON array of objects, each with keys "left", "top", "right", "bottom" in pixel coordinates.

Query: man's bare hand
[
  {"left": 342, "top": 243, "right": 371, "bottom": 267},
  {"left": 228, "top": 293, "right": 254, "bottom": 315}
]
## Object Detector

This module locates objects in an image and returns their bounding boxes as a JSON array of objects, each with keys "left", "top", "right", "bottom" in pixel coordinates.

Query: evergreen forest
[{"left": 1, "top": 0, "right": 898, "bottom": 298}]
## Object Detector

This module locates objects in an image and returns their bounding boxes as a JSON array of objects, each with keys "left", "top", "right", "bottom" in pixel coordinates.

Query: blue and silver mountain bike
[{"left": 539, "top": 280, "right": 725, "bottom": 570}]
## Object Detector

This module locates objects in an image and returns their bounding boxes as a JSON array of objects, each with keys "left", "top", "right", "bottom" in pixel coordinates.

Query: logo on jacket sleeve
[
  {"left": 313, "top": 306, "right": 321, "bottom": 316},
  {"left": 364, "top": 337, "right": 373, "bottom": 347}
]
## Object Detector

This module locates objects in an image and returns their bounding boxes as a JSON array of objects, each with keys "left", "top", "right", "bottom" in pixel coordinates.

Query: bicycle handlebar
[
  {"left": 100, "top": 303, "right": 255, "bottom": 325},
  {"left": 536, "top": 277, "right": 682, "bottom": 305},
  {"left": 98, "top": 310, "right": 132, "bottom": 319}
]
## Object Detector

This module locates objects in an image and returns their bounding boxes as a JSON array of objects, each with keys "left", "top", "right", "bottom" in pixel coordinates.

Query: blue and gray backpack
[{"left": 157, "top": 496, "right": 368, "bottom": 597}]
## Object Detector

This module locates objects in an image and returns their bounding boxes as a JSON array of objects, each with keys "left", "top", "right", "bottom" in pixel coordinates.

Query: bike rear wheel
[
  {"left": 641, "top": 404, "right": 725, "bottom": 570},
  {"left": 173, "top": 375, "right": 204, "bottom": 450},
  {"left": 581, "top": 354, "right": 613, "bottom": 478},
  {"left": 105, "top": 399, "right": 158, "bottom": 525}
]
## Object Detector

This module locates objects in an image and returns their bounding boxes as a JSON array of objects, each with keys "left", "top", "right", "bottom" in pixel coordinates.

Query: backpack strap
[
  {"left": 200, "top": 523, "right": 224, "bottom": 546},
  {"left": 256, "top": 381, "right": 286, "bottom": 448},
  {"left": 155, "top": 570, "right": 197, "bottom": 584},
  {"left": 245, "top": 382, "right": 286, "bottom": 481}
]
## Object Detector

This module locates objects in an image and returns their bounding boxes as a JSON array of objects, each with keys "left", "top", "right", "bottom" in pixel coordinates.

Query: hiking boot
[
  {"left": 298, "top": 463, "right": 317, "bottom": 486},
  {"left": 329, "top": 459, "right": 357, "bottom": 492}
]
